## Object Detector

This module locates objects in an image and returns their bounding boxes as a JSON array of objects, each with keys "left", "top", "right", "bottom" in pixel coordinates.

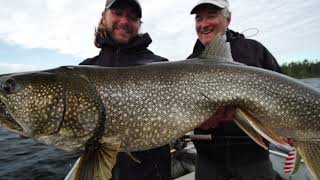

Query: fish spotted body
[{"left": 0, "top": 35, "right": 319, "bottom": 179}]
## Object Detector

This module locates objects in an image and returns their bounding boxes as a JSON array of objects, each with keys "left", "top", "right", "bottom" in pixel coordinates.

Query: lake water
[{"left": 0, "top": 78, "right": 319, "bottom": 180}]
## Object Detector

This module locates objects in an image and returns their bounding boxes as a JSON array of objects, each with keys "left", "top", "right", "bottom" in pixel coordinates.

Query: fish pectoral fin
[
  {"left": 234, "top": 108, "right": 268, "bottom": 150},
  {"left": 284, "top": 147, "right": 301, "bottom": 175},
  {"left": 235, "top": 108, "right": 292, "bottom": 150},
  {"left": 126, "top": 152, "right": 142, "bottom": 164},
  {"left": 295, "top": 141, "right": 320, "bottom": 179},
  {"left": 73, "top": 137, "right": 121, "bottom": 180}
]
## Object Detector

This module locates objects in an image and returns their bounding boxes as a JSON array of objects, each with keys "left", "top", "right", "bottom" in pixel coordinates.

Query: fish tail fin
[
  {"left": 199, "top": 32, "right": 234, "bottom": 62},
  {"left": 73, "top": 137, "right": 121, "bottom": 180},
  {"left": 295, "top": 141, "right": 320, "bottom": 179}
]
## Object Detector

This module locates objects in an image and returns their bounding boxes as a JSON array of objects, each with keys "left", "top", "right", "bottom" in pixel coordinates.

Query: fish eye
[{"left": 1, "top": 79, "right": 16, "bottom": 94}]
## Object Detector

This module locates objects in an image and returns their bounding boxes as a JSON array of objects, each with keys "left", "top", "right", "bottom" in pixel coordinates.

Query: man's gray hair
[{"left": 221, "top": 8, "right": 231, "bottom": 18}]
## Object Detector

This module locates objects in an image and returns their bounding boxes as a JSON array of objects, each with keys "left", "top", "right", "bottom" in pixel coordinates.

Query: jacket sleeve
[
  {"left": 247, "top": 39, "right": 282, "bottom": 73},
  {"left": 231, "top": 37, "right": 283, "bottom": 74},
  {"left": 260, "top": 44, "right": 283, "bottom": 73},
  {"left": 136, "top": 51, "right": 168, "bottom": 65},
  {"left": 78, "top": 55, "right": 99, "bottom": 65}
]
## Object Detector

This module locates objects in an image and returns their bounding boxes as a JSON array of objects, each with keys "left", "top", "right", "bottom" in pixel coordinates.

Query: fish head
[
  {"left": 0, "top": 69, "right": 104, "bottom": 151},
  {"left": 0, "top": 73, "right": 23, "bottom": 133},
  {"left": 0, "top": 100, "right": 23, "bottom": 133}
]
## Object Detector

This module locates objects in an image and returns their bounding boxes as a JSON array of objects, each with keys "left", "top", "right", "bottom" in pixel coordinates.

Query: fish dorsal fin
[{"left": 199, "top": 32, "right": 234, "bottom": 62}]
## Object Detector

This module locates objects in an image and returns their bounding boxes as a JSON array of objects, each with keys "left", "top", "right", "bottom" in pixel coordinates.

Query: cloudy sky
[{"left": 0, "top": 0, "right": 319, "bottom": 74}]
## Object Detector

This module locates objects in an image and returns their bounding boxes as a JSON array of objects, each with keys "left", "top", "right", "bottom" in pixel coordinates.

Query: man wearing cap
[
  {"left": 188, "top": 0, "right": 283, "bottom": 180},
  {"left": 79, "top": 0, "right": 171, "bottom": 179}
]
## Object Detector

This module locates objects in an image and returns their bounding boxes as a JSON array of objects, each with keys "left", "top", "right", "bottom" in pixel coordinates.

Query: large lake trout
[{"left": 0, "top": 35, "right": 319, "bottom": 179}]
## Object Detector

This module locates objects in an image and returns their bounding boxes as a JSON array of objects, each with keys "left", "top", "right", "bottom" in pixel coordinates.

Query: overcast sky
[{"left": 0, "top": 0, "right": 319, "bottom": 74}]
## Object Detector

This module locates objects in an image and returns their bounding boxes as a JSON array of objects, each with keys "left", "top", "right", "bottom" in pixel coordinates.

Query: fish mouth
[{"left": 0, "top": 100, "right": 25, "bottom": 135}]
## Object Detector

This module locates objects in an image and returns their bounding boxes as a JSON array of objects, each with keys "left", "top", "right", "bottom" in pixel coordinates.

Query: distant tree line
[{"left": 281, "top": 59, "right": 320, "bottom": 78}]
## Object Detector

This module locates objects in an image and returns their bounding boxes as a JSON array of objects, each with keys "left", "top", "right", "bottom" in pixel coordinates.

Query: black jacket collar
[{"left": 99, "top": 33, "right": 152, "bottom": 53}]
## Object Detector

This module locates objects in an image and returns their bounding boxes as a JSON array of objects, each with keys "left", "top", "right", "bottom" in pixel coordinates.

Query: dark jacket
[
  {"left": 79, "top": 33, "right": 171, "bottom": 180},
  {"left": 80, "top": 33, "right": 167, "bottom": 67},
  {"left": 189, "top": 29, "right": 282, "bottom": 160}
]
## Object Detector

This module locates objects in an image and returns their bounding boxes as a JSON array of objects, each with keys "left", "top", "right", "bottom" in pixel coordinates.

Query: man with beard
[
  {"left": 188, "top": 0, "right": 283, "bottom": 180},
  {"left": 79, "top": 0, "right": 171, "bottom": 179}
]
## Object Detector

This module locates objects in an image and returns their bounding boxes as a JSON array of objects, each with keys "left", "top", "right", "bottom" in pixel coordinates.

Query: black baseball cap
[{"left": 105, "top": 0, "right": 142, "bottom": 18}]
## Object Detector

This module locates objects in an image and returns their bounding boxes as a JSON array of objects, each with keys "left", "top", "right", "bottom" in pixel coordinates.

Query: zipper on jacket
[
  {"left": 115, "top": 48, "right": 120, "bottom": 58},
  {"left": 115, "top": 48, "right": 121, "bottom": 64}
]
